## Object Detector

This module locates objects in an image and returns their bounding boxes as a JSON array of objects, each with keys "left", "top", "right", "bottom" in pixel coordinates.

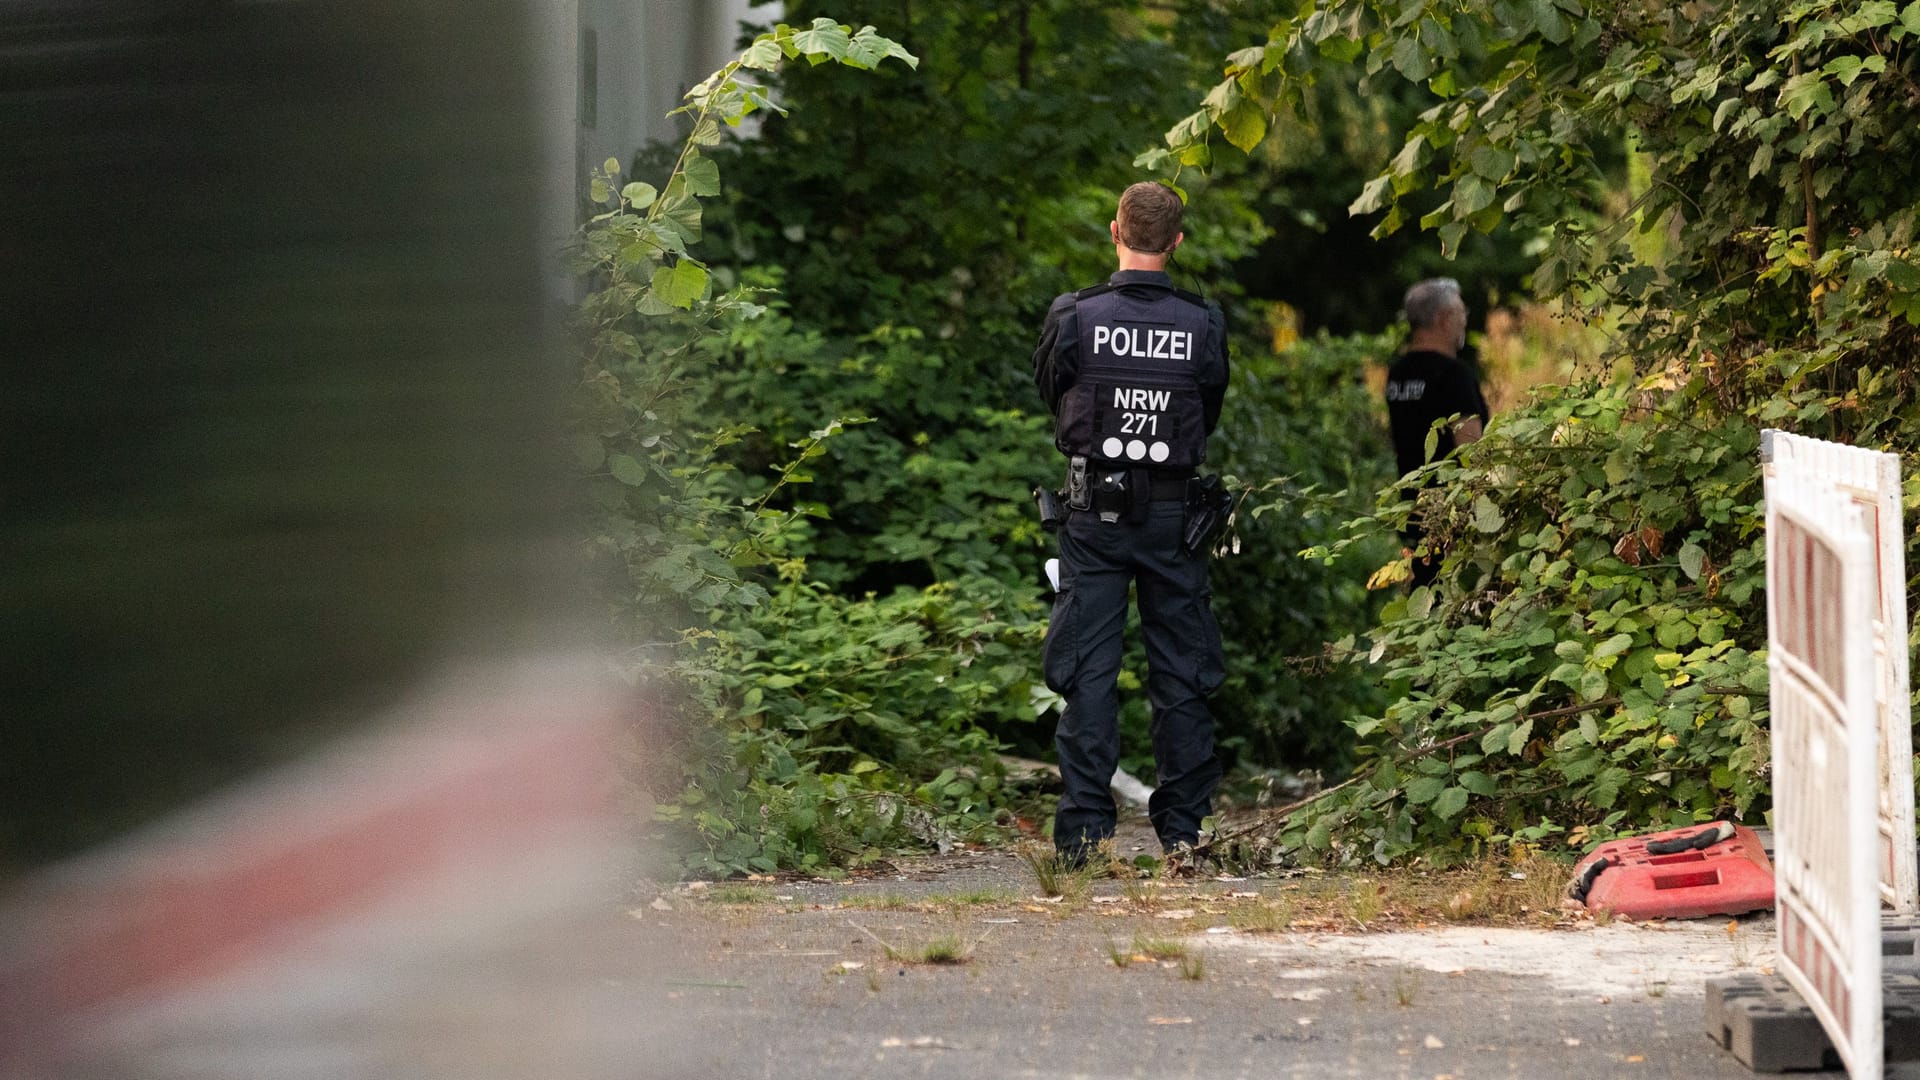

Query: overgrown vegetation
[
  {"left": 590, "top": 6, "right": 1442, "bottom": 876},
  {"left": 1158, "top": 0, "right": 1920, "bottom": 866}
]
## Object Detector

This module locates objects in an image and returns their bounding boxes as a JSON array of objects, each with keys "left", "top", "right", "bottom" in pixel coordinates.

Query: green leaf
[
  {"left": 1678, "top": 543, "right": 1706, "bottom": 581},
  {"left": 1468, "top": 144, "right": 1516, "bottom": 179},
  {"left": 1507, "top": 718, "right": 1534, "bottom": 756},
  {"left": 589, "top": 177, "right": 611, "bottom": 204},
  {"left": 791, "top": 18, "right": 850, "bottom": 64},
  {"left": 602, "top": 156, "right": 621, "bottom": 176},
  {"left": 1594, "top": 633, "right": 1634, "bottom": 660},
  {"left": 1221, "top": 100, "right": 1268, "bottom": 154},
  {"left": 656, "top": 193, "right": 703, "bottom": 244},
  {"left": 1472, "top": 494, "right": 1506, "bottom": 532},
  {"left": 1433, "top": 786, "right": 1469, "bottom": 819},
  {"left": 1532, "top": 0, "right": 1571, "bottom": 43},
  {"left": 622, "top": 182, "right": 658, "bottom": 209},
  {"left": 1390, "top": 35, "right": 1432, "bottom": 81},
  {"left": 609, "top": 453, "right": 648, "bottom": 486},
  {"left": 651, "top": 260, "right": 709, "bottom": 309},
  {"left": 1579, "top": 714, "right": 1600, "bottom": 745},
  {"left": 1459, "top": 771, "right": 1497, "bottom": 796},
  {"left": 740, "top": 37, "right": 783, "bottom": 71},
  {"left": 682, "top": 157, "right": 721, "bottom": 197},
  {"left": 1406, "top": 776, "right": 1447, "bottom": 804},
  {"left": 1483, "top": 722, "right": 1516, "bottom": 754},
  {"left": 1455, "top": 174, "right": 1496, "bottom": 215},
  {"left": 1578, "top": 669, "right": 1609, "bottom": 702},
  {"left": 1350, "top": 176, "right": 1394, "bottom": 216}
]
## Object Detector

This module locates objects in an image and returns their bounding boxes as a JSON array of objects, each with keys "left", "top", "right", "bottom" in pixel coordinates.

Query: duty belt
[{"left": 1087, "top": 470, "right": 1191, "bottom": 514}]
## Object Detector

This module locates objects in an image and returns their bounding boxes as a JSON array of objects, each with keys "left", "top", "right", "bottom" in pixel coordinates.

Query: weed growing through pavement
[
  {"left": 1646, "top": 978, "right": 1668, "bottom": 999},
  {"left": 838, "top": 892, "right": 914, "bottom": 910},
  {"left": 704, "top": 885, "right": 772, "bottom": 905},
  {"left": 1133, "top": 935, "right": 1188, "bottom": 962},
  {"left": 1016, "top": 840, "right": 1100, "bottom": 902},
  {"left": 1727, "top": 919, "right": 1754, "bottom": 968},
  {"left": 847, "top": 920, "right": 987, "bottom": 966},
  {"left": 1392, "top": 970, "right": 1420, "bottom": 1007},
  {"left": 1229, "top": 897, "right": 1292, "bottom": 933},
  {"left": 1347, "top": 880, "right": 1384, "bottom": 928},
  {"left": 914, "top": 936, "right": 972, "bottom": 964},
  {"left": 1178, "top": 954, "right": 1205, "bottom": 981},
  {"left": 1119, "top": 874, "right": 1157, "bottom": 906},
  {"left": 1104, "top": 938, "right": 1134, "bottom": 968}
]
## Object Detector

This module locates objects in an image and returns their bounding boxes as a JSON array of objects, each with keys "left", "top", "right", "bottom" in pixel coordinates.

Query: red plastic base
[{"left": 1578, "top": 822, "right": 1775, "bottom": 919}]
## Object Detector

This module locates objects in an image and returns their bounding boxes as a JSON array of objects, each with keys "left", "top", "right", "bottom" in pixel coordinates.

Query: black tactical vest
[{"left": 1054, "top": 282, "right": 1212, "bottom": 468}]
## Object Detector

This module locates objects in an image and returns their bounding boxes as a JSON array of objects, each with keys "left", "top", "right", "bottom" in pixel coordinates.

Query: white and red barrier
[
  {"left": 1765, "top": 469, "right": 1886, "bottom": 1079},
  {"left": 1762, "top": 428, "right": 1916, "bottom": 915},
  {"left": 0, "top": 656, "right": 631, "bottom": 1078}
]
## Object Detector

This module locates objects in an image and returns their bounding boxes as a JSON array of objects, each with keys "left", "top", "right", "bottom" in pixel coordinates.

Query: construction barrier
[
  {"left": 1766, "top": 470, "right": 1885, "bottom": 1080},
  {"left": 1576, "top": 822, "right": 1774, "bottom": 920},
  {"left": 1762, "top": 428, "right": 1916, "bottom": 916}
]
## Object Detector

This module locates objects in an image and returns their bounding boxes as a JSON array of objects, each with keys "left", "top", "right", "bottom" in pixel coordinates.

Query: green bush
[{"left": 659, "top": 575, "right": 1046, "bottom": 875}]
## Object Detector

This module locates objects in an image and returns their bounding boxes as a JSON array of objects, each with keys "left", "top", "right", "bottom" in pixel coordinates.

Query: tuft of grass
[
  {"left": 1133, "top": 934, "right": 1188, "bottom": 962},
  {"left": 1104, "top": 938, "right": 1134, "bottom": 968},
  {"left": 705, "top": 885, "right": 772, "bottom": 905},
  {"left": 1392, "top": 970, "right": 1420, "bottom": 1007},
  {"left": 1119, "top": 874, "right": 1158, "bottom": 906},
  {"left": 1347, "top": 879, "right": 1385, "bottom": 928},
  {"left": 1178, "top": 954, "right": 1205, "bottom": 981},
  {"left": 1228, "top": 898, "right": 1293, "bottom": 933},
  {"left": 944, "top": 887, "right": 1018, "bottom": 906},
  {"left": 839, "top": 892, "right": 915, "bottom": 911},
  {"left": 913, "top": 936, "right": 973, "bottom": 965},
  {"left": 849, "top": 920, "right": 984, "bottom": 966},
  {"left": 1015, "top": 840, "right": 1099, "bottom": 902}
]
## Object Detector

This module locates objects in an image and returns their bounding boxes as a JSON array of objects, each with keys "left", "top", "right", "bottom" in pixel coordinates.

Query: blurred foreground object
[
  {"left": 1, "top": 2, "right": 640, "bottom": 1074},
  {"left": 1, "top": 0, "right": 567, "bottom": 859},
  {"left": 0, "top": 661, "right": 633, "bottom": 1077}
]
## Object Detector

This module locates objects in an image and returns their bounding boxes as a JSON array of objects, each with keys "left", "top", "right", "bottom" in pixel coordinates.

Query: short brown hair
[{"left": 1116, "top": 182, "right": 1183, "bottom": 254}]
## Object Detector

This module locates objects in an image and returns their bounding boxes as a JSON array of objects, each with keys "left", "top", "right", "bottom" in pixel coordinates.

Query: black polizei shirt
[
  {"left": 1032, "top": 269, "right": 1230, "bottom": 439},
  {"left": 1385, "top": 348, "right": 1488, "bottom": 478}
]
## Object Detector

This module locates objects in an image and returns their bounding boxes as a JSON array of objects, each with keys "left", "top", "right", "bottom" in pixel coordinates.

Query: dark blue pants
[{"left": 1043, "top": 500, "right": 1224, "bottom": 858}]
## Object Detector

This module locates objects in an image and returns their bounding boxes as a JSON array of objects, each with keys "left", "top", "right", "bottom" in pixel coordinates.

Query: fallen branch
[{"left": 1205, "top": 696, "right": 1623, "bottom": 849}]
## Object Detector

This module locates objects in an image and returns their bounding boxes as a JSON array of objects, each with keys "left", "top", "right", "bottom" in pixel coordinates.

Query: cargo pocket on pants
[
  {"left": 1194, "top": 589, "right": 1225, "bottom": 696},
  {"left": 1042, "top": 587, "right": 1081, "bottom": 694}
]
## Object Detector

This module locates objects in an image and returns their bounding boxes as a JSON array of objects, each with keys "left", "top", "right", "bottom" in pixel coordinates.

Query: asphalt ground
[{"left": 29, "top": 815, "right": 1905, "bottom": 1080}]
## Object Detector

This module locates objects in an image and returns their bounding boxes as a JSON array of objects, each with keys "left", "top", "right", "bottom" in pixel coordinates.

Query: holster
[
  {"left": 1181, "top": 475, "right": 1234, "bottom": 556},
  {"left": 1034, "top": 486, "right": 1066, "bottom": 531}
]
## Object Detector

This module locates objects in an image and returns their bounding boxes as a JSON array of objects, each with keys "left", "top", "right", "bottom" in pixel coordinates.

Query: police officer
[
  {"left": 1032, "top": 181, "right": 1230, "bottom": 866},
  {"left": 1384, "top": 277, "right": 1487, "bottom": 588}
]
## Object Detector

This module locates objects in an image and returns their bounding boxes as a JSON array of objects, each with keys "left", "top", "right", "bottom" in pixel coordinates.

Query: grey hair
[{"left": 1403, "top": 277, "right": 1464, "bottom": 330}]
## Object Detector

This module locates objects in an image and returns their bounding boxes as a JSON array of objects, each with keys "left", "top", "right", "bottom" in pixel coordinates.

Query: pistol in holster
[
  {"left": 1033, "top": 485, "right": 1066, "bottom": 531},
  {"left": 1181, "top": 474, "right": 1236, "bottom": 556}
]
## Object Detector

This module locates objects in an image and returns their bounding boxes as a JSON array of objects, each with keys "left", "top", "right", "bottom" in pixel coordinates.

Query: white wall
[{"left": 539, "top": 0, "right": 761, "bottom": 303}]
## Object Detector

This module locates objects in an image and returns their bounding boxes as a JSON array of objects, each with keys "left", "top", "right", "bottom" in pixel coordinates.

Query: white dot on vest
[
  {"left": 1102, "top": 437, "right": 1124, "bottom": 458},
  {"left": 1126, "top": 439, "right": 1147, "bottom": 460},
  {"left": 1149, "top": 441, "right": 1169, "bottom": 463}
]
